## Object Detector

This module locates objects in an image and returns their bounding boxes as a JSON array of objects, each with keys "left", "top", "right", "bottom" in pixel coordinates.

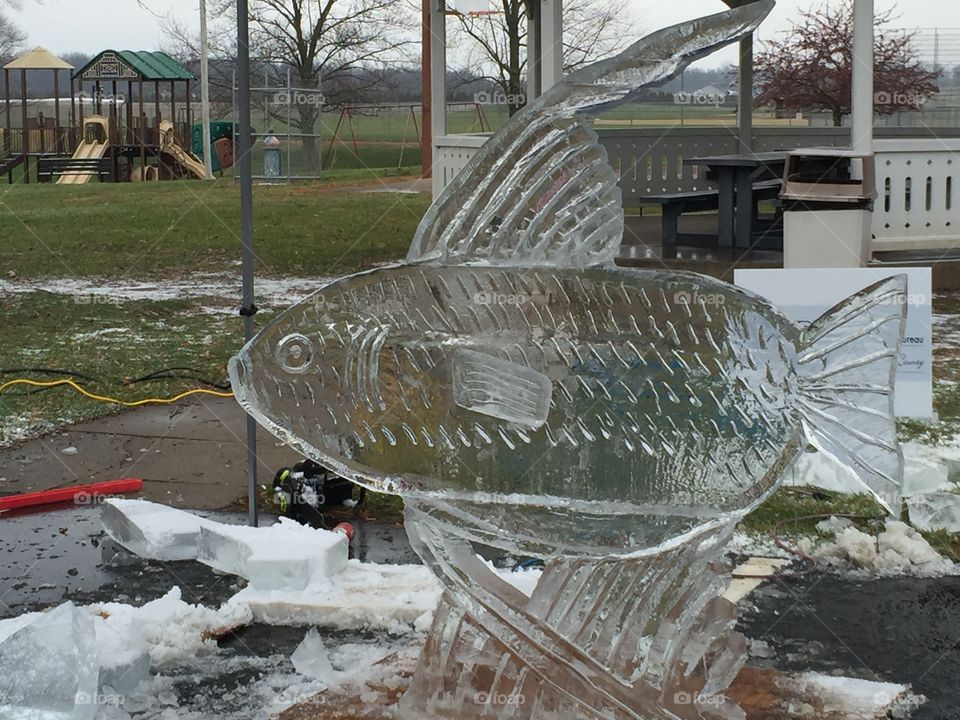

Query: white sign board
[
  {"left": 453, "top": 0, "right": 495, "bottom": 13},
  {"left": 735, "top": 267, "right": 933, "bottom": 419}
]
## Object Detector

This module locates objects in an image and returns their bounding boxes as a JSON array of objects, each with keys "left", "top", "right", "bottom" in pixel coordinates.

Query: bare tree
[
  {"left": 0, "top": 5, "right": 26, "bottom": 57},
  {"left": 451, "top": 0, "right": 632, "bottom": 116},
  {"left": 165, "top": 0, "right": 414, "bottom": 158}
]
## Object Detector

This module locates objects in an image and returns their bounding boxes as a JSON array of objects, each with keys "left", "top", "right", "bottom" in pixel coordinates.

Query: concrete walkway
[{"left": 0, "top": 397, "right": 300, "bottom": 510}]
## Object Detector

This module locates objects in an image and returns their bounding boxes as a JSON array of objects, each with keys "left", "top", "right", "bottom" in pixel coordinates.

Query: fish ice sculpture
[{"left": 229, "top": 2, "right": 907, "bottom": 717}]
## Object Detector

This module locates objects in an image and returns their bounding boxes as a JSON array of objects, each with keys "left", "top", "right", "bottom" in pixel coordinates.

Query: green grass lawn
[
  {"left": 0, "top": 177, "right": 430, "bottom": 278},
  {"left": 0, "top": 180, "right": 431, "bottom": 443},
  {"left": 0, "top": 292, "right": 249, "bottom": 441}
]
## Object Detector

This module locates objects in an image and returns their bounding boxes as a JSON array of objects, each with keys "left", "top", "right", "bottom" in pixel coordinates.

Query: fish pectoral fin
[
  {"left": 795, "top": 275, "right": 907, "bottom": 514},
  {"left": 452, "top": 349, "right": 552, "bottom": 430}
]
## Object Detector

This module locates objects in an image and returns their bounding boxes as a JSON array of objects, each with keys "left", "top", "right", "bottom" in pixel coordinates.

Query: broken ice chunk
[
  {"left": 198, "top": 517, "right": 348, "bottom": 590},
  {"left": 101, "top": 499, "right": 206, "bottom": 561},
  {"left": 94, "top": 615, "right": 151, "bottom": 695},
  {"left": 291, "top": 628, "right": 335, "bottom": 680},
  {"left": 906, "top": 492, "right": 960, "bottom": 533},
  {"left": 0, "top": 602, "right": 99, "bottom": 720}
]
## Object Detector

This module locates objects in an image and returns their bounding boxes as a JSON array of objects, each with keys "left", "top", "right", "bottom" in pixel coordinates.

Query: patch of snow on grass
[
  {"left": 0, "top": 274, "right": 332, "bottom": 315},
  {"left": 801, "top": 519, "right": 957, "bottom": 577}
]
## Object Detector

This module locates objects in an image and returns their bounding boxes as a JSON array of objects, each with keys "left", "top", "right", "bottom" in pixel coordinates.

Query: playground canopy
[
  {"left": 3, "top": 46, "right": 73, "bottom": 71},
  {"left": 74, "top": 50, "right": 194, "bottom": 82}
]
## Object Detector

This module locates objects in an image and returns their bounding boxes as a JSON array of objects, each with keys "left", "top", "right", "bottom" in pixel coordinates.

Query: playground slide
[
  {"left": 58, "top": 116, "right": 111, "bottom": 185},
  {"left": 163, "top": 141, "right": 208, "bottom": 180},
  {"left": 57, "top": 140, "right": 109, "bottom": 185},
  {"left": 159, "top": 121, "right": 208, "bottom": 180}
]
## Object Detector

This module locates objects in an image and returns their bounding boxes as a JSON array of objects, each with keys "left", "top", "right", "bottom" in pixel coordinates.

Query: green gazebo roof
[{"left": 74, "top": 50, "right": 194, "bottom": 81}]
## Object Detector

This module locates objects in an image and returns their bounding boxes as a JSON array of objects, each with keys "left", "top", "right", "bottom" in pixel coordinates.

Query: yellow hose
[{"left": 0, "top": 378, "right": 234, "bottom": 407}]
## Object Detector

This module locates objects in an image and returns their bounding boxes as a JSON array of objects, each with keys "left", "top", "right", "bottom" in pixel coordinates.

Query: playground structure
[{"left": 1, "top": 47, "right": 231, "bottom": 183}]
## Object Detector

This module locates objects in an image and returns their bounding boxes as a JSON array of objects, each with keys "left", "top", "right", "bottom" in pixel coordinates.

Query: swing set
[{"left": 322, "top": 102, "right": 490, "bottom": 170}]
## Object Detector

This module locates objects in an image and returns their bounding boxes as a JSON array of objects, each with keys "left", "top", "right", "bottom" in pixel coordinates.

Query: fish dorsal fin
[{"left": 407, "top": 1, "right": 774, "bottom": 268}]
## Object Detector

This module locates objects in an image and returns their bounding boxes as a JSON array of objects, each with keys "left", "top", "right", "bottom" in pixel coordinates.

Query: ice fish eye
[{"left": 276, "top": 333, "right": 314, "bottom": 374}]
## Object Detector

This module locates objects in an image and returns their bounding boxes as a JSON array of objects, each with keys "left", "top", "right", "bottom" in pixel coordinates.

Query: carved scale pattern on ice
[
  {"left": 400, "top": 506, "right": 746, "bottom": 720},
  {"left": 235, "top": 265, "right": 801, "bottom": 524}
]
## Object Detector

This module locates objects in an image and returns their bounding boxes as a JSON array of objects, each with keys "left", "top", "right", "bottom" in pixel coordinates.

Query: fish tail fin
[{"left": 795, "top": 275, "right": 908, "bottom": 514}]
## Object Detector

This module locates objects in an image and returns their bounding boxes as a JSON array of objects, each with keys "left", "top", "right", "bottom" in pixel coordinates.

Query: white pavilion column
[
  {"left": 430, "top": 0, "right": 447, "bottom": 197},
  {"left": 527, "top": 0, "right": 542, "bottom": 101},
  {"left": 851, "top": 0, "right": 874, "bottom": 157},
  {"left": 540, "top": 0, "right": 563, "bottom": 91}
]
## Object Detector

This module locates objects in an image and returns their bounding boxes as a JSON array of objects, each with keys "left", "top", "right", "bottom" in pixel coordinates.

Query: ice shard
[
  {"left": 0, "top": 602, "right": 99, "bottom": 720},
  {"left": 228, "top": 1, "right": 908, "bottom": 717}
]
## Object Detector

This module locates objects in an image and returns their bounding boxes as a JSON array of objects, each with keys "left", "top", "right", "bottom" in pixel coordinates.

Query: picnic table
[{"left": 684, "top": 152, "right": 787, "bottom": 248}]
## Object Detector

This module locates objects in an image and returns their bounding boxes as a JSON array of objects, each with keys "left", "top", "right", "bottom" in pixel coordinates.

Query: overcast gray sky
[{"left": 10, "top": 0, "right": 959, "bottom": 66}]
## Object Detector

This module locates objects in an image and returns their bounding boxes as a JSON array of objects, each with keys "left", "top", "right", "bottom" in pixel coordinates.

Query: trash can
[
  {"left": 263, "top": 133, "right": 281, "bottom": 179},
  {"left": 780, "top": 149, "right": 876, "bottom": 268}
]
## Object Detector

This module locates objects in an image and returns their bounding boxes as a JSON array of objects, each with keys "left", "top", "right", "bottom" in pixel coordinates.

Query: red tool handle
[{"left": 0, "top": 479, "right": 143, "bottom": 512}]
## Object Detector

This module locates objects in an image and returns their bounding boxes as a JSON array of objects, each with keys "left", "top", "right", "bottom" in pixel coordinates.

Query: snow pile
[
  {"left": 90, "top": 588, "right": 252, "bottom": 665},
  {"left": 198, "top": 518, "right": 348, "bottom": 591},
  {"left": 804, "top": 519, "right": 956, "bottom": 577}
]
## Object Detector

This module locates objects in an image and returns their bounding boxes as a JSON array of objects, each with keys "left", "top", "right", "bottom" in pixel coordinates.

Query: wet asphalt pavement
[
  {"left": 739, "top": 574, "right": 960, "bottom": 720},
  {"left": 2, "top": 504, "right": 959, "bottom": 718}
]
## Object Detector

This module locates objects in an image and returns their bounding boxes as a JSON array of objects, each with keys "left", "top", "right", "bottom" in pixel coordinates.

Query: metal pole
[
  {"left": 286, "top": 66, "right": 291, "bottom": 182},
  {"left": 21, "top": 69, "right": 28, "bottom": 183},
  {"left": 200, "top": 0, "right": 214, "bottom": 178},
  {"left": 851, "top": 0, "right": 874, "bottom": 157},
  {"left": 237, "top": 0, "right": 258, "bottom": 527},
  {"left": 429, "top": 0, "right": 446, "bottom": 196},
  {"left": 737, "top": 34, "right": 753, "bottom": 153}
]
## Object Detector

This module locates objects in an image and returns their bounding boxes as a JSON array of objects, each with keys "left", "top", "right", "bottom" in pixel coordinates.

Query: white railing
[
  {"left": 873, "top": 139, "right": 960, "bottom": 251},
  {"left": 433, "top": 134, "right": 489, "bottom": 197},
  {"left": 431, "top": 128, "right": 960, "bottom": 251}
]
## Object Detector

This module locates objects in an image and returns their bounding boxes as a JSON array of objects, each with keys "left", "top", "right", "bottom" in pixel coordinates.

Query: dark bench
[
  {"left": 37, "top": 156, "right": 113, "bottom": 183},
  {"left": 642, "top": 179, "right": 783, "bottom": 248}
]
